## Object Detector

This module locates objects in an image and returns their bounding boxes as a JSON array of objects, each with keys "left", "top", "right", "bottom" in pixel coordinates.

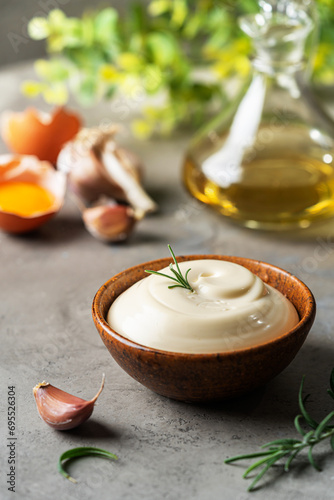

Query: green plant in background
[{"left": 24, "top": 0, "right": 334, "bottom": 138}]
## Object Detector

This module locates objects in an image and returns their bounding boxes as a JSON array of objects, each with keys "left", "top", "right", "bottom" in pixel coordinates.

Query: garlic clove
[
  {"left": 33, "top": 375, "right": 105, "bottom": 430},
  {"left": 82, "top": 202, "right": 136, "bottom": 242},
  {"left": 57, "top": 125, "right": 157, "bottom": 217},
  {"left": 98, "top": 141, "right": 157, "bottom": 219}
]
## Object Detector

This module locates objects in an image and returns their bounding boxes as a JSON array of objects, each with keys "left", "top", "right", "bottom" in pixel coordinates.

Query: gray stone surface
[{"left": 1, "top": 62, "right": 334, "bottom": 500}]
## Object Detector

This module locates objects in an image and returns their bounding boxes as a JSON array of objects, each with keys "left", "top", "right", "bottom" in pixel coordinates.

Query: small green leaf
[
  {"left": 148, "top": 0, "right": 171, "bottom": 17},
  {"left": 224, "top": 451, "right": 274, "bottom": 464},
  {"left": 262, "top": 438, "right": 300, "bottom": 449},
  {"left": 247, "top": 453, "right": 287, "bottom": 492},
  {"left": 314, "top": 411, "right": 334, "bottom": 438},
  {"left": 284, "top": 449, "right": 301, "bottom": 471},
  {"left": 302, "top": 430, "right": 315, "bottom": 445},
  {"left": 243, "top": 451, "right": 283, "bottom": 479},
  {"left": 146, "top": 32, "right": 178, "bottom": 67},
  {"left": 58, "top": 447, "right": 118, "bottom": 483},
  {"left": 171, "top": 0, "right": 188, "bottom": 27},
  {"left": 94, "top": 8, "right": 119, "bottom": 46},
  {"left": 329, "top": 367, "right": 334, "bottom": 395},
  {"left": 308, "top": 445, "right": 321, "bottom": 471},
  {"left": 34, "top": 59, "right": 69, "bottom": 82},
  {"left": 75, "top": 77, "right": 97, "bottom": 106},
  {"left": 145, "top": 244, "right": 193, "bottom": 292},
  {"left": 294, "top": 414, "right": 307, "bottom": 436},
  {"left": 298, "top": 376, "right": 319, "bottom": 430}
]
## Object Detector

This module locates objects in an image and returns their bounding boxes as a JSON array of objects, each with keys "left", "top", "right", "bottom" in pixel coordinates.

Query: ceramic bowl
[{"left": 92, "top": 255, "right": 316, "bottom": 402}]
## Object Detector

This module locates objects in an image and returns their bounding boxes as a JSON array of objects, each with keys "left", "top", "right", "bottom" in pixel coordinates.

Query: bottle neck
[
  {"left": 251, "top": 56, "right": 306, "bottom": 77},
  {"left": 240, "top": 7, "right": 313, "bottom": 78}
]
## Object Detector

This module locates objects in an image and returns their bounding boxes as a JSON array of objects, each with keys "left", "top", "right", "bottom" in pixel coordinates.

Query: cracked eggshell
[
  {"left": 1, "top": 107, "right": 81, "bottom": 164},
  {"left": 0, "top": 155, "right": 66, "bottom": 233}
]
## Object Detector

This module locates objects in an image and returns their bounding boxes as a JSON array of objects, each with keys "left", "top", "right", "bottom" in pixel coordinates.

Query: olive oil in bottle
[
  {"left": 184, "top": 125, "right": 334, "bottom": 229},
  {"left": 183, "top": 1, "right": 334, "bottom": 230}
]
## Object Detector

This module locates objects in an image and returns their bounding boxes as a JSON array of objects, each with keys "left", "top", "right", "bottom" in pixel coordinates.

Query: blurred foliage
[{"left": 24, "top": 0, "right": 334, "bottom": 137}]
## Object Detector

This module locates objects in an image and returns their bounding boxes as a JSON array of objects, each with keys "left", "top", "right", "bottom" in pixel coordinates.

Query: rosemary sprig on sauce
[
  {"left": 58, "top": 447, "right": 118, "bottom": 483},
  {"left": 225, "top": 367, "right": 334, "bottom": 492},
  {"left": 145, "top": 244, "right": 193, "bottom": 292}
]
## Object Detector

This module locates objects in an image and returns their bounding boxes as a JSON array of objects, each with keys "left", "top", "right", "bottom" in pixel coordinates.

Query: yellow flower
[
  {"left": 131, "top": 119, "right": 153, "bottom": 139},
  {"left": 211, "top": 44, "right": 250, "bottom": 79},
  {"left": 117, "top": 53, "right": 142, "bottom": 71},
  {"left": 232, "top": 38, "right": 251, "bottom": 54},
  {"left": 99, "top": 64, "right": 120, "bottom": 82},
  {"left": 313, "top": 43, "right": 332, "bottom": 71},
  {"left": 21, "top": 81, "right": 46, "bottom": 98}
]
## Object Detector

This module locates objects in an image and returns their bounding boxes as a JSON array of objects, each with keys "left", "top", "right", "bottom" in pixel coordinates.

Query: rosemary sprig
[
  {"left": 225, "top": 367, "right": 334, "bottom": 492},
  {"left": 58, "top": 447, "right": 118, "bottom": 483},
  {"left": 145, "top": 245, "right": 193, "bottom": 292}
]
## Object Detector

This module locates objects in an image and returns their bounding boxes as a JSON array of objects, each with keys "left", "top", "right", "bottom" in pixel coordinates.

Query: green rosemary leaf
[
  {"left": 294, "top": 414, "right": 307, "bottom": 436},
  {"left": 328, "top": 368, "right": 334, "bottom": 400},
  {"left": 262, "top": 438, "right": 300, "bottom": 449},
  {"left": 58, "top": 447, "right": 118, "bottom": 483},
  {"left": 315, "top": 411, "right": 334, "bottom": 439},
  {"left": 168, "top": 244, "right": 182, "bottom": 276},
  {"left": 225, "top": 450, "right": 274, "bottom": 463},
  {"left": 169, "top": 265, "right": 188, "bottom": 287},
  {"left": 225, "top": 366, "right": 334, "bottom": 491},
  {"left": 247, "top": 453, "right": 288, "bottom": 492},
  {"left": 145, "top": 244, "right": 193, "bottom": 292},
  {"left": 145, "top": 269, "right": 180, "bottom": 283},
  {"left": 302, "top": 430, "right": 315, "bottom": 445},
  {"left": 184, "top": 267, "right": 191, "bottom": 282},
  {"left": 308, "top": 445, "right": 321, "bottom": 471},
  {"left": 330, "top": 368, "right": 334, "bottom": 395},
  {"left": 284, "top": 448, "right": 301, "bottom": 471},
  {"left": 243, "top": 451, "right": 283, "bottom": 478},
  {"left": 298, "top": 377, "right": 319, "bottom": 430}
]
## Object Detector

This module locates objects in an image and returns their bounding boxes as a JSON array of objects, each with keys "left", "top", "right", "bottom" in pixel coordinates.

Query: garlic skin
[
  {"left": 33, "top": 376, "right": 104, "bottom": 430},
  {"left": 57, "top": 126, "right": 157, "bottom": 218},
  {"left": 82, "top": 202, "right": 136, "bottom": 242}
]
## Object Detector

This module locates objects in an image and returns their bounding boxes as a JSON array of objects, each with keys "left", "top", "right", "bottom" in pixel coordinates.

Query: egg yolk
[{"left": 0, "top": 181, "right": 55, "bottom": 217}]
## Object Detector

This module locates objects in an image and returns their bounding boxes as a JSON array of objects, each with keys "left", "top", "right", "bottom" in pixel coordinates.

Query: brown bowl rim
[{"left": 92, "top": 254, "right": 316, "bottom": 358}]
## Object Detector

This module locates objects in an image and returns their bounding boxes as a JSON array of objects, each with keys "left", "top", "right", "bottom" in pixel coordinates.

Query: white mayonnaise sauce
[{"left": 107, "top": 260, "right": 299, "bottom": 353}]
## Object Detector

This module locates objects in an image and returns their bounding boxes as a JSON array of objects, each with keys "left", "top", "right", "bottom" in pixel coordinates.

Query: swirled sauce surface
[{"left": 107, "top": 260, "right": 299, "bottom": 353}]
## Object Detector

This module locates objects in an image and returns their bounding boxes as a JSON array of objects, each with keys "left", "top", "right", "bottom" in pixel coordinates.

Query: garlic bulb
[
  {"left": 33, "top": 375, "right": 104, "bottom": 430},
  {"left": 57, "top": 126, "right": 157, "bottom": 218}
]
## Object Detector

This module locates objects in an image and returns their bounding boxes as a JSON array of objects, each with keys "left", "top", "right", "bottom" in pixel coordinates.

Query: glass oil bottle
[{"left": 183, "top": 1, "right": 334, "bottom": 229}]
